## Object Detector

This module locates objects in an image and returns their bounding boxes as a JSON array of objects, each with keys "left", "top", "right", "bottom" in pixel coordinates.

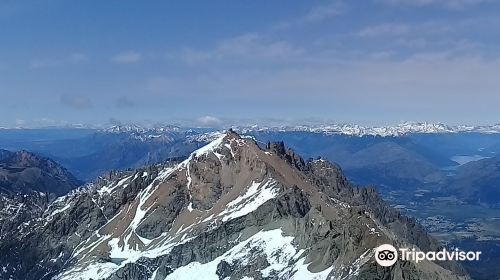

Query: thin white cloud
[
  {"left": 29, "top": 52, "right": 89, "bottom": 69},
  {"left": 68, "top": 53, "right": 89, "bottom": 63},
  {"left": 177, "top": 34, "right": 304, "bottom": 64},
  {"left": 60, "top": 94, "right": 93, "bottom": 110},
  {"left": 15, "top": 119, "right": 26, "bottom": 126},
  {"left": 356, "top": 23, "right": 411, "bottom": 37},
  {"left": 272, "top": 0, "right": 346, "bottom": 30},
  {"left": 354, "top": 17, "right": 499, "bottom": 55},
  {"left": 355, "top": 19, "right": 462, "bottom": 39},
  {"left": 196, "top": 116, "right": 223, "bottom": 127},
  {"left": 377, "top": 0, "right": 493, "bottom": 9},
  {"left": 303, "top": 1, "right": 346, "bottom": 23},
  {"left": 8, "top": 118, "right": 73, "bottom": 129},
  {"left": 32, "top": 117, "right": 67, "bottom": 127},
  {"left": 112, "top": 51, "right": 143, "bottom": 64},
  {"left": 138, "top": 1, "right": 500, "bottom": 123},
  {"left": 114, "top": 96, "right": 135, "bottom": 108},
  {"left": 153, "top": 13, "right": 500, "bottom": 112},
  {"left": 144, "top": 45, "right": 500, "bottom": 124}
]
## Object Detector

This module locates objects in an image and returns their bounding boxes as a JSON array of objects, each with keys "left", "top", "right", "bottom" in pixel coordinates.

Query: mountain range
[
  {"left": 0, "top": 132, "right": 470, "bottom": 280},
  {"left": 1, "top": 125, "right": 499, "bottom": 205},
  {"left": 4, "top": 121, "right": 500, "bottom": 137}
]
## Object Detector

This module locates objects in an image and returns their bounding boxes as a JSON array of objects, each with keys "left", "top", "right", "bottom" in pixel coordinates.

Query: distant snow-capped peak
[
  {"left": 103, "top": 124, "right": 182, "bottom": 134},
  {"left": 235, "top": 121, "right": 500, "bottom": 136},
  {"left": 100, "top": 122, "right": 500, "bottom": 138}
]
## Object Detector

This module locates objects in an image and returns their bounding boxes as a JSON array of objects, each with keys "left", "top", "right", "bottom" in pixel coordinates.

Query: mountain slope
[
  {"left": 48, "top": 130, "right": 213, "bottom": 181},
  {"left": 340, "top": 141, "right": 446, "bottom": 187},
  {"left": 246, "top": 131, "right": 450, "bottom": 188},
  {"left": 0, "top": 132, "right": 468, "bottom": 280},
  {"left": 0, "top": 150, "right": 81, "bottom": 256},
  {"left": 0, "top": 149, "right": 82, "bottom": 195},
  {"left": 447, "top": 155, "right": 500, "bottom": 205}
]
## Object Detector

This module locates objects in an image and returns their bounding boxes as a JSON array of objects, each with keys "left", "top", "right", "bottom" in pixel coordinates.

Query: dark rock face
[
  {"left": 0, "top": 149, "right": 13, "bottom": 161},
  {"left": 0, "top": 192, "right": 49, "bottom": 240},
  {"left": 0, "top": 133, "right": 469, "bottom": 280}
]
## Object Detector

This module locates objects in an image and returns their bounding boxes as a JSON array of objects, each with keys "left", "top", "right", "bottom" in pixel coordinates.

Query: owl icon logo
[{"left": 375, "top": 244, "right": 398, "bottom": 267}]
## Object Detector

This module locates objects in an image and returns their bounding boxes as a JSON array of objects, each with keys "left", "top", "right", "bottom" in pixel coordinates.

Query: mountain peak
[{"left": 181, "top": 130, "right": 244, "bottom": 160}]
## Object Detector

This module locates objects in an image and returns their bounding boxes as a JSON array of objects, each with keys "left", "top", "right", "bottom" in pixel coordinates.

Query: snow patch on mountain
[
  {"left": 220, "top": 179, "right": 279, "bottom": 222},
  {"left": 163, "top": 228, "right": 333, "bottom": 280}
]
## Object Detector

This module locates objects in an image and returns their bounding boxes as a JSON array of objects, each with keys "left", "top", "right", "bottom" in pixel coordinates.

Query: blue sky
[{"left": 1, "top": 0, "right": 500, "bottom": 127}]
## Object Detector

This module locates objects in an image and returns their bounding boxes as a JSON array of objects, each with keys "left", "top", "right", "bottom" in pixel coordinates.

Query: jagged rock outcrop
[{"left": 0, "top": 132, "right": 469, "bottom": 280}]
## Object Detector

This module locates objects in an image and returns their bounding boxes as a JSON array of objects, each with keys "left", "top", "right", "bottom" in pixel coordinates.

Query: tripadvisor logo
[
  {"left": 375, "top": 244, "right": 398, "bottom": 267},
  {"left": 374, "top": 244, "right": 481, "bottom": 267}
]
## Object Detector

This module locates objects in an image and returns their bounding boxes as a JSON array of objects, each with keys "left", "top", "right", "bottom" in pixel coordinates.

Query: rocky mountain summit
[{"left": 0, "top": 132, "right": 469, "bottom": 280}]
